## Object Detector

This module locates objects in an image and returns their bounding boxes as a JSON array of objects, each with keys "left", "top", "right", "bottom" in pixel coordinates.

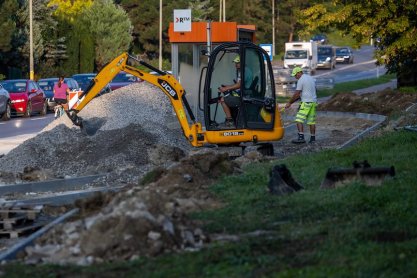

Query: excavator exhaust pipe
[{"left": 320, "top": 160, "right": 395, "bottom": 189}]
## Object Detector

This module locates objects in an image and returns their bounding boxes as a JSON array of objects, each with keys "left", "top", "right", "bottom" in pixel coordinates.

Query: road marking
[
  {"left": 315, "top": 59, "right": 381, "bottom": 77},
  {"left": 30, "top": 117, "right": 48, "bottom": 121}
]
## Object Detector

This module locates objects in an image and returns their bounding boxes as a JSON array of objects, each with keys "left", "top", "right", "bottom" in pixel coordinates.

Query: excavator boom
[{"left": 69, "top": 52, "right": 204, "bottom": 146}]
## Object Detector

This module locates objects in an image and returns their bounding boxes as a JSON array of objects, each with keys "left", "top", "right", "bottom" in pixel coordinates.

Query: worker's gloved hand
[{"left": 219, "top": 86, "right": 229, "bottom": 94}]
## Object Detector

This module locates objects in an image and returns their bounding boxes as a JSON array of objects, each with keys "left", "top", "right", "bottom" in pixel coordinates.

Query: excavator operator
[{"left": 218, "top": 55, "right": 253, "bottom": 128}]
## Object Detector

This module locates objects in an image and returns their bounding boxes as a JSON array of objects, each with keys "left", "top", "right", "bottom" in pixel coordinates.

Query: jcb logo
[{"left": 159, "top": 80, "right": 178, "bottom": 100}]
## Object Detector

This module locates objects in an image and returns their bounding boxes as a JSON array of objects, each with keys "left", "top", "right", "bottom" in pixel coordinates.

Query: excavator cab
[{"left": 203, "top": 42, "right": 276, "bottom": 132}]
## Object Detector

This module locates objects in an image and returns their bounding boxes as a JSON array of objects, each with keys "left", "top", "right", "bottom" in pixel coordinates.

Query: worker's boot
[
  {"left": 309, "top": 135, "right": 316, "bottom": 143},
  {"left": 291, "top": 133, "right": 306, "bottom": 144},
  {"left": 223, "top": 118, "right": 235, "bottom": 129}
]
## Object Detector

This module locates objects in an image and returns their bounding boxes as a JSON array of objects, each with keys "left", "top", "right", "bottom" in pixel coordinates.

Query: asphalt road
[
  {"left": 0, "top": 113, "right": 54, "bottom": 155},
  {"left": 315, "top": 45, "right": 387, "bottom": 83}
]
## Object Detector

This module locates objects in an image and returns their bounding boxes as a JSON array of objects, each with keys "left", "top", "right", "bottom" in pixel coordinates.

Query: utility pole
[
  {"left": 219, "top": 0, "right": 222, "bottom": 21},
  {"left": 29, "top": 0, "right": 34, "bottom": 80},
  {"left": 159, "top": 0, "right": 163, "bottom": 70},
  {"left": 223, "top": 0, "right": 226, "bottom": 22},
  {"left": 272, "top": 0, "right": 275, "bottom": 57},
  {"left": 219, "top": 0, "right": 226, "bottom": 22}
]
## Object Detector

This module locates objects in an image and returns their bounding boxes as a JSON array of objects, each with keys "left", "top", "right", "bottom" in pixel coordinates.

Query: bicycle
[{"left": 54, "top": 104, "right": 66, "bottom": 119}]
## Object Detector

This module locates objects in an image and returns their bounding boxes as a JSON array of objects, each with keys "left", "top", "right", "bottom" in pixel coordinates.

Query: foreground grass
[{"left": 2, "top": 130, "right": 417, "bottom": 277}]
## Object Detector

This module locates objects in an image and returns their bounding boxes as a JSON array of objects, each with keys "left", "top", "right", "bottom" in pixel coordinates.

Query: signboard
[
  {"left": 259, "top": 44, "right": 273, "bottom": 61},
  {"left": 174, "top": 9, "right": 192, "bottom": 32}
]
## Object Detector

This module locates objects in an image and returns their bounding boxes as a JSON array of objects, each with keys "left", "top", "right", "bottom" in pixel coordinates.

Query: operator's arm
[
  {"left": 285, "top": 90, "right": 301, "bottom": 109},
  {"left": 219, "top": 80, "right": 241, "bottom": 93}
]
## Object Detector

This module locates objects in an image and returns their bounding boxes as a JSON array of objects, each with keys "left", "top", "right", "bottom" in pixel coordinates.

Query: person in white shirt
[{"left": 285, "top": 67, "right": 317, "bottom": 143}]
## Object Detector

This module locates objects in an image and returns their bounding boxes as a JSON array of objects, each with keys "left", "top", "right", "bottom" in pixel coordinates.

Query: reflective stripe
[{"left": 294, "top": 102, "right": 317, "bottom": 124}]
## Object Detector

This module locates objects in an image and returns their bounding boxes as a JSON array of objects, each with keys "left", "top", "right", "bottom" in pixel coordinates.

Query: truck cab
[{"left": 283, "top": 41, "right": 318, "bottom": 75}]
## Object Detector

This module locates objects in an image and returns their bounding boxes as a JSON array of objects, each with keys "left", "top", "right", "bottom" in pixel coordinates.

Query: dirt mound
[
  {"left": 318, "top": 89, "right": 417, "bottom": 116},
  {"left": 24, "top": 151, "right": 242, "bottom": 264}
]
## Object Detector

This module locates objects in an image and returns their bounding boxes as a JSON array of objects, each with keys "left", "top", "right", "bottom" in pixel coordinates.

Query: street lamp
[{"left": 29, "top": 0, "right": 34, "bottom": 80}]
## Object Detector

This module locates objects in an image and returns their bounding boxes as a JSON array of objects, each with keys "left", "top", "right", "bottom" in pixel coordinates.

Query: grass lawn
[
  {"left": 317, "top": 73, "right": 396, "bottom": 98},
  {"left": 3, "top": 129, "right": 417, "bottom": 277},
  {"left": 277, "top": 74, "right": 397, "bottom": 102}
]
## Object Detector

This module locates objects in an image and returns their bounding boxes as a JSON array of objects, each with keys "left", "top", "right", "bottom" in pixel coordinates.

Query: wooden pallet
[
  {"left": 0, "top": 214, "right": 28, "bottom": 230},
  {"left": 0, "top": 205, "right": 43, "bottom": 220},
  {"left": 0, "top": 222, "right": 44, "bottom": 239},
  {"left": 0, "top": 205, "right": 45, "bottom": 238}
]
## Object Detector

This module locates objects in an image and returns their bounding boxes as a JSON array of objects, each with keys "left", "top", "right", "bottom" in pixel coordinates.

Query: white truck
[{"left": 283, "top": 41, "right": 318, "bottom": 75}]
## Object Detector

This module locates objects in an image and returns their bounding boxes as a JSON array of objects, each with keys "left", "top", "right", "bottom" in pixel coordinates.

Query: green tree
[
  {"left": 189, "top": 0, "right": 214, "bottom": 22},
  {"left": 33, "top": 0, "right": 62, "bottom": 78},
  {"left": 0, "top": 0, "right": 18, "bottom": 53},
  {"left": 299, "top": 0, "right": 417, "bottom": 73},
  {"left": 6, "top": 1, "right": 47, "bottom": 78},
  {"left": 78, "top": 0, "right": 132, "bottom": 70}
]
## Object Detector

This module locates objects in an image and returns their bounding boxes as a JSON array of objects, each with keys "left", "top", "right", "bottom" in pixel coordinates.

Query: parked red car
[{"left": 0, "top": 79, "right": 47, "bottom": 117}]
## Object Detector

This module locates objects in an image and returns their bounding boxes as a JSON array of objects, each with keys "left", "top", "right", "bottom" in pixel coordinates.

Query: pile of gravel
[{"left": 0, "top": 82, "right": 191, "bottom": 180}]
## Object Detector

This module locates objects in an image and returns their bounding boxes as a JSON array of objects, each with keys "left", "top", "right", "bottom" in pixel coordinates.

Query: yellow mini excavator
[{"left": 67, "top": 41, "right": 284, "bottom": 155}]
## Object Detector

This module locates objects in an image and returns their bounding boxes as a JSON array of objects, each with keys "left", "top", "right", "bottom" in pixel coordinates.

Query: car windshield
[
  {"left": 73, "top": 75, "right": 95, "bottom": 91},
  {"left": 336, "top": 48, "right": 349, "bottom": 55},
  {"left": 38, "top": 80, "right": 57, "bottom": 91},
  {"left": 112, "top": 73, "right": 136, "bottom": 83},
  {"left": 318, "top": 47, "right": 332, "bottom": 55},
  {"left": 1, "top": 81, "right": 27, "bottom": 93},
  {"left": 285, "top": 50, "right": 307, "bottom": 59},
  {"left": 312, "top": 35, "right": 326, "bottom": 41}
]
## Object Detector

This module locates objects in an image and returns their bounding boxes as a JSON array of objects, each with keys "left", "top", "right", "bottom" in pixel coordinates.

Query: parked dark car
[
  {"left": 335, "top": 47, "right": 354, "bottom": 64},
  {"left": 0, "top": 83, "right": 11, "bottom": 121},
  {"left": 37, "top": 77, "right": 80, "bottom": 111},
  {"left": 317, "top": 45, "right": 336, "bottom": 70},
  {"left": 72, "top": 73, "right": 111, "bottom": 96},
  {"left": 0, "top": 79, "right": 47, "bottom": 117},
  {"left": 310, "top": 34, "right": 328, "bottom": 45},
  {"left": 109, "top": 71, "right": 142, "bottom": 91}
]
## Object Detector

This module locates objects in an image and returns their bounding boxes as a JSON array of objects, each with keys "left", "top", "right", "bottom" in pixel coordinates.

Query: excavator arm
[{"left": 68, "top": 52, "right": 206, "bottom": 147}]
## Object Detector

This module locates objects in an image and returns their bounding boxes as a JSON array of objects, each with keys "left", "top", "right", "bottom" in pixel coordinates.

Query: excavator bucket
[
  {"left": 320, "top": 160, "right": 395, "bottom": 189},
  {"left": 268, "top": 164, "right": 303, "bottom": 195}
]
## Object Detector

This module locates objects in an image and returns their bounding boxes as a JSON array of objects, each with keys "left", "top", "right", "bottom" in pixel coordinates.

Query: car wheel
[
  {"left": 23, "top": 101, "right": 32, "bottom": 118},
  {"left": 1, "top": 102, "right": 11, "bottom": 121},
  {"left": 40, "top": 100, "right": 47, "bottom": 116}
]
